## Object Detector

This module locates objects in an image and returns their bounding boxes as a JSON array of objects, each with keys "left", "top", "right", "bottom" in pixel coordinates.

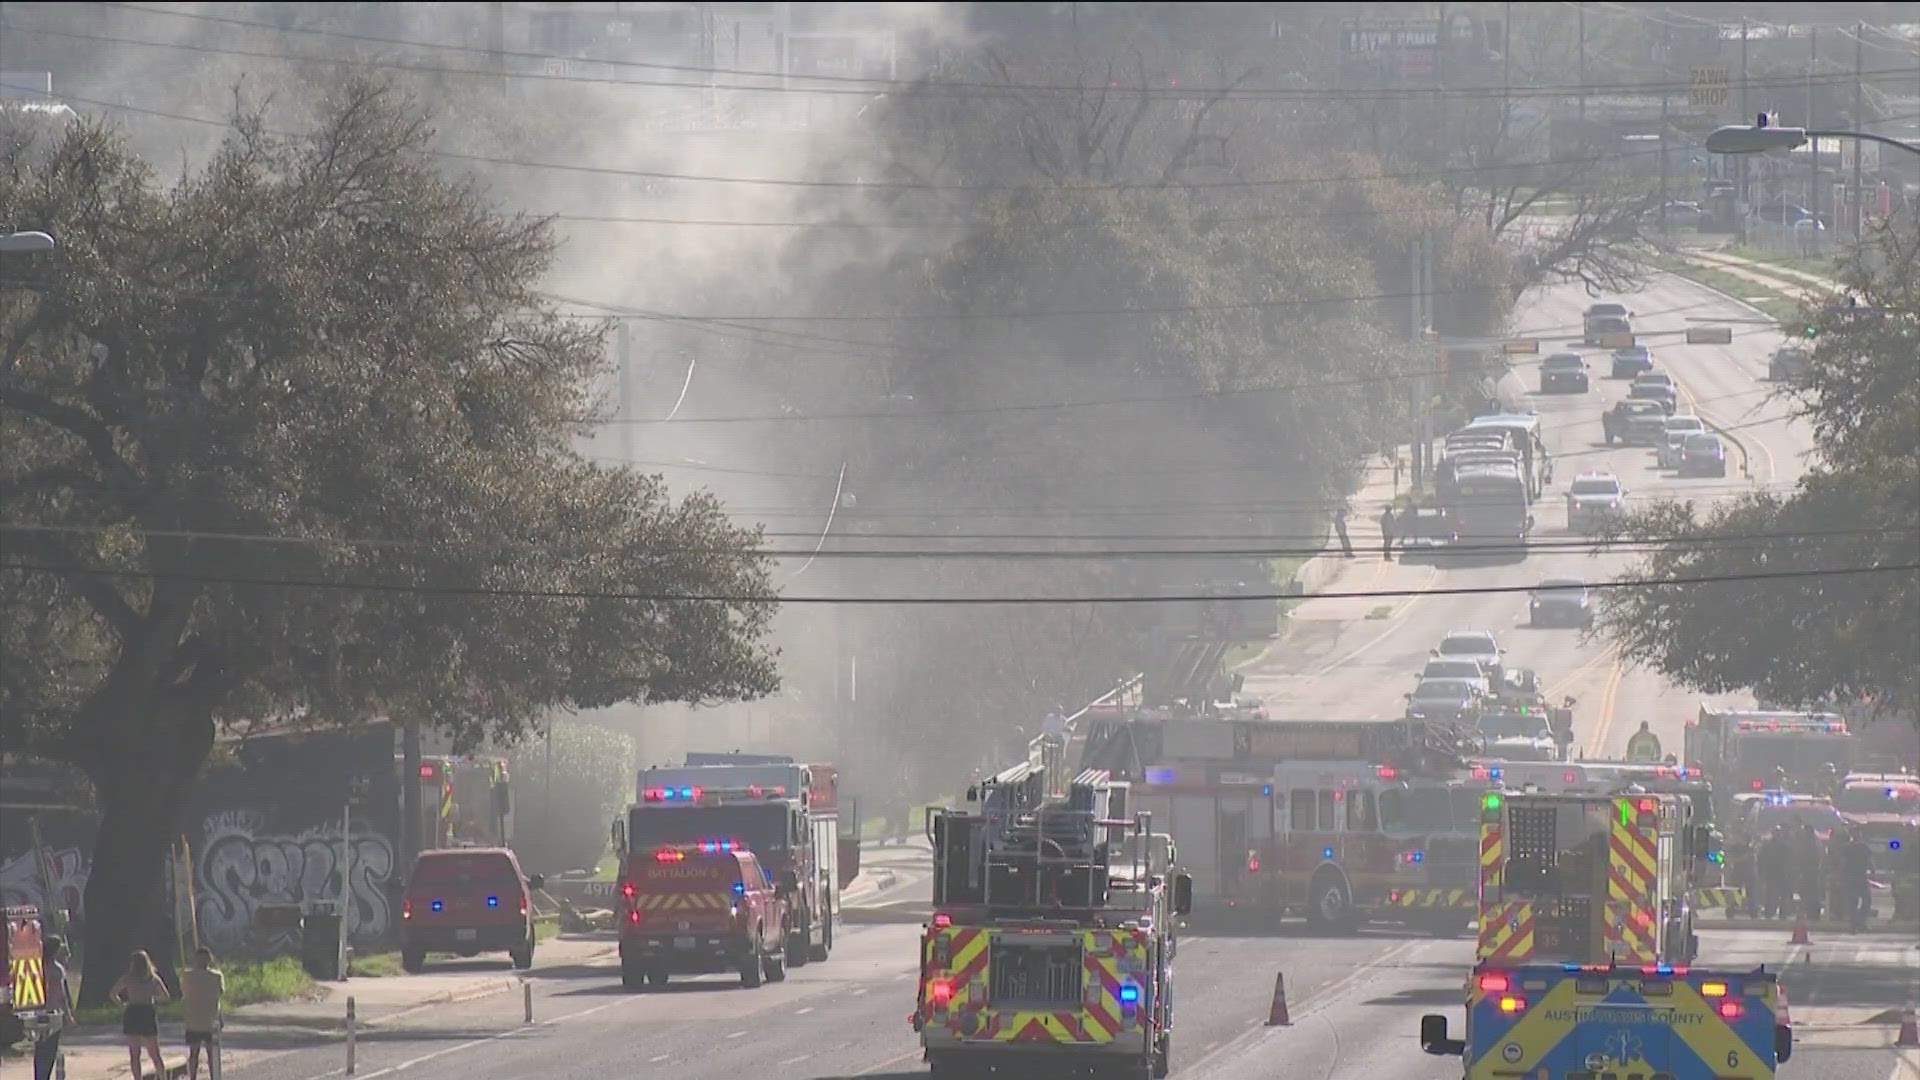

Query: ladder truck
[{"left": 914, "top": 761, "right": 1194, "bottom": 1080}]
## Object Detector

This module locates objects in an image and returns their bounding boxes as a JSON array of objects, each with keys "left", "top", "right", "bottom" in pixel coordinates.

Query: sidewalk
[
  {"left": 50, "top": 934, "right": 618, "bottom": 1080},
  {"left": 1678, "top": 247, "right": 1842, "bottom": 305}
]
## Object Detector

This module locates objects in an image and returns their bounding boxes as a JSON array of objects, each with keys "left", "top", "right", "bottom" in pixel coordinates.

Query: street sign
[
  {"left": 1598, "top": 332, "right": 1637, "bottom": 349},
  {"left": 1690, "top": 66, "right": 1729, "bottom": 110},
  {"left": 1343, "top": 19, "right": 1440, "bottom": 51},
  {"left": 1502, "top": 339, "right": 1540, "bottom": 355},
  {"left": 1685, "top": 326, "right": 1734, "bottom": 345}
]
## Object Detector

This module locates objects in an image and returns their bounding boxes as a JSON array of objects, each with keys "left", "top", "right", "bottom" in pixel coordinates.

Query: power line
[
  {"left": 3, "top": 558, "right": 1910, "bottom": 605},
  {"left": 67, "top": 7, "right": 1919, "bottom": 101}
]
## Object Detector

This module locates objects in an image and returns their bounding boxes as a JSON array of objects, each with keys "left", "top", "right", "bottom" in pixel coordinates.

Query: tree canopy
[
  {"left": 0, "top": 79, "right": 778, "bottom": 1001},
  {"left": 1596, "top": 221, "right": 1919, "bottom": 720}
]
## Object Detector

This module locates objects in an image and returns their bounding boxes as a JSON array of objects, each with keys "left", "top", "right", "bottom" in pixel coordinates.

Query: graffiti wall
[
  {"left": 194, "top": 810, "right": 397, "bottom": 952},
  {"left": 0, "top": 845, "right": 90, "bottom": 913}
]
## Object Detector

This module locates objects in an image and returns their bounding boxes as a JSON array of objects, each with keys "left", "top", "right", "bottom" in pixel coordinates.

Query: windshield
[
  {"left": 1413, "top": 682, "right": 1474, "bottom": 705},
  {"left": 1478, "top": 712, "right": 1547, "bottom": 740},
  {"left": 1590, "top": 305, "right": 1627, "bottom": 318},
  {"left": 1834, "top": 785, "right": 1920, "bottom": 813},
  {"left": 1380, "top": 787, "right": 1485, "bottom": 834},
  {"left": 1424, "top": 660, "right": 1483, "bottom": 678},
  {"left": 1439, "top": 637, "right": 1495, "bottom": 656},
  {"left": 1571, "top": 479, "right": 1619, "bottom": 496},
  {"left": 1665, "top": 418, "right": 1702, "bottom": 432},
  {"left": 1747, "top": 803, "right": 1849, "bottom": 835},
  {"left": 1685, "top": 434, "right": 1720, "bottom": 450},
  {"left": 627, "top": 803, "right": 789, "bottom": 856},
  {"left": 1733, "top": 736, "right": 1857, "bottom": 780},
  {"left": 1543, "top": 356, "right": 1582, "bottom": 371}
]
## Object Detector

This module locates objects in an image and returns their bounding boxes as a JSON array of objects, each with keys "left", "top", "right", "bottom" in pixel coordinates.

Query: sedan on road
[
  {"left": 1539, "top": 353, "right": 1590, "bottom": 393},
  {"left": 1610, "top": 346, "right": 1654, "bottom": 378},
  {"left": 1678, "top": 432, "right": 1728, "bottom": 477},
  {"left": 1655, "top": 414, "right": 1707, "bottom": 468},
  {"left": 1529, "top": 578, "right": 1594, "bottom": 629},
  {"left": 1769, "top": 346, "right": 1810, "bottom": 382},
  {"left": 1628, "top": 377, "right": 1677, "bottom": 415},
  {"left": 1566, "top": 473, "right": 1628, "bottom": 532},
  {"left": 1418, "top": 657, "right": 1493, "bottom": 695},
  {"left": 1405, "top": 678, "right": 1485, "bottom": 723}
]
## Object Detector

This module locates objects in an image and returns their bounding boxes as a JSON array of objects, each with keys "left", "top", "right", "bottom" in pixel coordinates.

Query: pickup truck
[{"left": 1602, "top": 400, "right": 1668, "bottom": 445}]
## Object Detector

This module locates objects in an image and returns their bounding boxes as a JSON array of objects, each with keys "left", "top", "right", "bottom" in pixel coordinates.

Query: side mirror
[
  {"left": 1172, "top": 873, "right": 1194, "bottom": 916},
  {"left": 1420, "top": 1014, "right": 1466, "bottom": 1056},
  {"left": 1775, "top": 1023, "right": 1793, "bottom": 1063},
  {"left": 526, "top": 873, "right": 545, "bottom": 890},
  {"left": 779, "top": 869, "right": 800, "bottom": 892},
  {"left": 966, "top": 785, "right": 979, "bottom": 803},
  {"left": 610, "top": 818, "right": 627, "bottom": 859}
]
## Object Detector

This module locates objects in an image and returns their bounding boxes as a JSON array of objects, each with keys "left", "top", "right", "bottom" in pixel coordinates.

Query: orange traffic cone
[
  {"left": 1266, "top": 972, "right": 1292, "bottom": 1027},
  {"left": 1789, "top": 914, "right": 1810, "bottom": 945},
  {"left": 1896, "top": 1006, "right": 1919, "bottom": 1049}
]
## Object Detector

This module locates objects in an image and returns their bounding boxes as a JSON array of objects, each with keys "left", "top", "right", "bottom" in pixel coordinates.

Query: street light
[
  {"left": 1706, "top": 115, "right": 1920, "bottom": 158},
  {"left": 0, "top": 230, "right": 55, "bottom": 253}
]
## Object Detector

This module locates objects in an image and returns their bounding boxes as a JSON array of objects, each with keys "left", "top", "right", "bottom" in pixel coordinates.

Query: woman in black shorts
[{"left": 110, "top": 949, "right": 171, "bottom": 1079}]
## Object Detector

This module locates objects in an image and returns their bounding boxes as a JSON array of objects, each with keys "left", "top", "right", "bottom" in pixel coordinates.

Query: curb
[{"left": 841, "top": 867, "right": 900, "bottom": 908}]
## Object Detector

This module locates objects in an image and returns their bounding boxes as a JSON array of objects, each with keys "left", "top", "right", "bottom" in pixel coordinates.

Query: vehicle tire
[
  {"left": 1604, "top": 429, "right": 1615, "bottom": 445},
  {"left": 810, "top": 910, "right": 833, "bottom": 963},
  {"left": 740, "top": 934, "right": 765, "bottom": 988},
  {"left": 763, "top": 949, "right": 787, "bottom": 983},
  {"left": 1153, "top": 1034, "right": 1172, "bottom": 1079},
  {"left": 401, "top": 947, "right": 426, "bottom": 974},
  {"left": 927, "top": 1054, "right": 965, "bottom": 1080},
  {"left": 1, "top": 1011, "right": 25, "bottom": 1049},
  {"left": 620, "top": 953, "right": 646, "bottom": 991},
  {"left": 646, "top": 967, "right": 669, "bottom": 989},
  {"left": 510, "top": 939, "right": 534, "bottom": 970},
  {"left": 1305, "top": 872, "right": 1354, "bottom": 931}
]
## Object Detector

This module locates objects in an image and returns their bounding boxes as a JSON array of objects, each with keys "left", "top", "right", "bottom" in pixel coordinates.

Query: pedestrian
[
  {"left": 1838, "top": 829, "right": 1873, "bottom": 930},
  {"left": 33, "top": 935, "right": 74, "bottom": 1080},
  {"left": 1791, "top": 824, "right": 1823, "bottom": 920},
  {"left": 110, "top": 949, "right": 171, "bottom": 1080},
  {"left": 1758, "top": 829, "right": 1792, "bottom": 920},
  {"left": 1379, "top": 505, "right": 1397, "bottom": 561},
  {"left": 183, "top": 946, "right": 225, "bottom": 1080},
  {"left": 1333, "top": 506, "right": 1353, "bottom": 557}
]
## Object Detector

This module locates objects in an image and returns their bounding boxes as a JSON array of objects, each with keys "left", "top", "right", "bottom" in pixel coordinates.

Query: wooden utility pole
[
  {"left": 1577, "top": 3, "right": 1587, "bottom": 129},
  {"left": 1853, "top": 22, "right": 1865, "bottom": 240}
]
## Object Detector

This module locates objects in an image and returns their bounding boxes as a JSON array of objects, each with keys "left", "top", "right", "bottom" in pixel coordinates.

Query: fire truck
[
  {"left": 616, "top": 754, "right": 841, "bottom": 964},
  {"left": 914, "top": 760, "right": 1192, "bottom": 1080},
  {"left": 406, "top": 755, "right": 513, "bottom": 849},
  {"left": 1474, "top": 790, "right": 1711, "bottom": 967},
  {"left": 2, "top": 905, "right": 55, "bottom": 1051},
  {"left": 1421, "top": 789, "right": 1792, "bottom": 1080},
  {"left": 1083, "top": 711, "right": 1483, "bottom": 931},
  {"left": 1685, "top": 705, "right": 1857, "bottom": 794}
]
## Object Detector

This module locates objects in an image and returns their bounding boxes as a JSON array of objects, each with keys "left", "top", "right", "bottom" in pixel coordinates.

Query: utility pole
[
  {"left": 1739, "top": 20, "right": 1749, "bottom": 230},
  {"left": 401, "top": 718, "right": 421, "bottom": 871},
  {"left": 1409, "top": 238, "right": 1425, "bottom": 490},
  {"left": 1577, "top": 3, "right": 1587, "bottom": 130},
  {"left": 1659, "top": 25, "right": 1670, "bottom": 219},
  {"left": 1808, "top": 27, "right": 1820, "bottom": 253},
  {"left": 488, "top": 2, "right": 506, "bottom": 75},
  {"left": 1853, "top": 22, "right": 1864, "bottom": 240}
]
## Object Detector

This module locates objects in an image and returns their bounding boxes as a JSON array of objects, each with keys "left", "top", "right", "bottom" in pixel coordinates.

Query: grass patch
[
  {"left": 1724, "top": 245, "right": 1843, "bottom": 282},
  {"left": 590, "top": 852, "right": 619, "bottom": 881},
  {"left": 74, "top": 956, "right": 315, "bottom": 1025},
  {"left": 347, "top": 950, "right": 407, "bottom": 978},
  {"left": 1366, "top": 605, "right": 1395, "bottom": 620},
  {"left": 1637, "top": 251, "right": 1804, "bottom": 326}
]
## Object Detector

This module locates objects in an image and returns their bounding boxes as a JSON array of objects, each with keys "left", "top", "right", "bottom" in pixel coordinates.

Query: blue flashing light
[
  {"left": 1562, "top": 963, "right": 1582, "bottom": 973},
  {"left": 1412, "top": 851, "right": 1424, "bottom": 864},
  {"left": 1654, "top": 964, "right": 1673, "bottom": 977},
  {"left": 1892, "top": 840, "right": 1902, "bottom": 852},
  {"left": 678, "top": 786, "right": 694, "bottom": 799},
  {"left": 1118, "top": 985, "right": 1141, "bottom": 1004},
  {"left": 1323, "top": 847, "right": 1334, "bottom": 860},
  {"left": 1144, "top": 767, "right": 1177, "bottom": 786},
  {"left": 1262, "top": 784, "right": 1273, "bottom": 797},
  {"left": 431, "top": 899, "right": 443, "bottom": 913},
  {"left": 1490, "top": 768, "right": 1503, "bottom": 780},
  {"left": 732, "top": 882, "right": 746, "bottom": 896},
  {"left": 487, "top": 895, "right": 499, "bottom": 908},
  {"left": 1708, "top": 852, "right": 1725, "bottom": 864}
]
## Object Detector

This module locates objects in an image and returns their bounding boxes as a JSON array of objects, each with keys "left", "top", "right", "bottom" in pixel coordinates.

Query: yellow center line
[
  {"left": 1675, "top": 373, "right": 1775, "bottom": 484},
  {"left": 1585, "top": 658, "right": 1629, "bottom": 757},
  {"left": 1542, "top": 642, "right": 1620, "bottom": 701}
]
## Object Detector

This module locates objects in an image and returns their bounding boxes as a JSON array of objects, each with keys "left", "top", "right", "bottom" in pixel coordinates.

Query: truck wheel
[
  {"left": 762, "top": 948, "right": 787, "bottom": 983},
  {"left": 1305, "top": 872, "right": 1354, "bottom": 931},
  {"left": 647, "top": 968, "right": 669, "bottom": 988},
  {"left": 809, "top": 911, "right": 833, "bottom": 962},
  {"left": 1153, "top": 1034, "right": 1172, "bottom": 1079},
  {"left": 740, "top": 934, "right": 765, "bottom": 988},
  {"left": 620, "top": 953, "right": 646, "bottom": 991},
  {"left": 401, "top": 947, "right": 426, "bottom": 974},
  {"left": 510, "top": 938, "right": 534, "bottom": 970}
]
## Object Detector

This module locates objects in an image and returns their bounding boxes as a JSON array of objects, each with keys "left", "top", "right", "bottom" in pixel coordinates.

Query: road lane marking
[
  {"left": 795, "top": 1006, "right": 814, "bottom": 1015},
  {"left": 726, "top": 1030, "right": 748, "bottom": 1039},
  {"left": 1310, "top": 563, "right": 1441, "bottom": 678},
  {"left": 649, "top": 1054, "right": 672, "bottom": 1063},
  {"left": 288, "top": 990, "right": 643, "bottom": 1080},
  {"left": 855, "top": 1049, "right": 926, "bottom": 1075},
  {"left": 1586, "top": 656, "right": 1629, "bottom": 756},
  {"left": 779, "top": 1054, "right": 813, "bottom": 1066},
  {"left": 1543, "top": 643, "right": 1619, "bottom": 700},
  {"left": 851, "top": 987, "right": 869, "bottom": 995}
]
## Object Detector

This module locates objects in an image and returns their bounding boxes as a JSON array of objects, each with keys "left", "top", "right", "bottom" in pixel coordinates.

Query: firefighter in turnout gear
[{"left": 1626, "top": 721, "right": 1663, "bottom": 763}]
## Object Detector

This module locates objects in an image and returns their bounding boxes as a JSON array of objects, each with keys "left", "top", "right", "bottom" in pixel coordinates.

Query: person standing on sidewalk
[
  {"left": 1378, "top": 506, "right": 1397, "bottom": 561},
  {"left": 183, "top": 947, "right": 225, "bottom": 1080},
  {"left": 109, "top": 949, "right": 170, "bottom": 1080},
  {"left": 33, "top": 935, "right": 74, "bottom": 1080},
  {"left": 1333, "top": 506, "right": 1353, "bottom": 557}
]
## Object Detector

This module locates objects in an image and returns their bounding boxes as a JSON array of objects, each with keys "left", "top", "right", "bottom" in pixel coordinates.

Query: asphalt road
[
  {"left": 217, "top": 274, "right": 1912, "bottom": 1080},
  {"left": 1242, "top": 269, "right": 1816, "bottom": 760}
]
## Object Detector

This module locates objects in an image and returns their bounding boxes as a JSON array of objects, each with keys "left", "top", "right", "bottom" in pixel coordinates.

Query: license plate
[
  {"left": 674, "top": 937, "right": 696, "bottom": 950},
  {"left": 455, "top": 929, "right": 478, "bottom": 942}
]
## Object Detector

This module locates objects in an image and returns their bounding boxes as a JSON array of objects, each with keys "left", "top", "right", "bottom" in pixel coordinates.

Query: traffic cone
[
  {"left": 1896, "top": 1006, "right": 1919, "bottom": 1049},
  {"left": 1789, "top": 914, "right": 1810, "bottom": 945},
  {"left": 1266, "top": 972, "right": 1292, "bottom": 1027}
]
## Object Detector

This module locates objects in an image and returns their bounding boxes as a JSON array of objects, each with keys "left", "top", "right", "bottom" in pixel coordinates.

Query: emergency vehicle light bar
[
  {"left": 1734, "top": 718, "right": 1847, "bottom": 734},
  {"left": 641, "top": 784, "right": 788, "bottom": 804}
]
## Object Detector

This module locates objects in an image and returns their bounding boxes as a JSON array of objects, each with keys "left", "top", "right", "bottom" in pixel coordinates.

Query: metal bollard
[
  {"left": 523, "top": 979, "right": 533, "bottom": 1024},
  {"left": 346, "top": 996, "right": 357, "bottom": 1075}
]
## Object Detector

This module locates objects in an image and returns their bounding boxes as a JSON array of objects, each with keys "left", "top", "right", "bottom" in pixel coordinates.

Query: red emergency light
[
  {"left": 654, "top": 848, "right": 687, "bottom": 863},
  {"left": 1376, "top": 766, "right": 1399, "bottom": 780},
  {"left": 419, "top": 764, "right": 437, "bottom": 778}
]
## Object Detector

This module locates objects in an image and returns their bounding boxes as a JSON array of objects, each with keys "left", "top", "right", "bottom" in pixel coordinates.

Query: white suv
[{"left": 1566, "top": 473, "right": 1627, "bottom": 532}]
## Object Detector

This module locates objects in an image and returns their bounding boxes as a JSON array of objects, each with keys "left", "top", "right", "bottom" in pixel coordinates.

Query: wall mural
[
  {"left": 0, "top": 846, "right": 90, "bottom": 914},
  {"left": 194, "top": 810, "right": 397, "bottom": 950}
]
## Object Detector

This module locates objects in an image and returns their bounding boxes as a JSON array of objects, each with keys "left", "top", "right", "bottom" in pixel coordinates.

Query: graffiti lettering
[
  {"left": 195, "top": 814, "right": 395, "bottom": 951},
  {"left": 0, "top": 846, "right": 90, "bottom": 915}
]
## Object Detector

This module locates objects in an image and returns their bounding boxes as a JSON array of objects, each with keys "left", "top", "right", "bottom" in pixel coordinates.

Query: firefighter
[
  {"left": 1836, "top": 828, "right": 1873, "bottom": 929},
  {"left": 1791, "top": 823, "right": 1824, "bottom": 920},
  {"left": 1625, "top": 721, "right": 1662, "bottom": 763},
  {"left": 1758, "top": 828, "right": 1794, "bottom": 920},
  {"left": 1379, "top": 505, "right": 1397, "bottom": 561}
]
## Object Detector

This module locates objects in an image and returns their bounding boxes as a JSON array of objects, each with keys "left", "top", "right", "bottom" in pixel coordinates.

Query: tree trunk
[{"left": 75, "top": 693, "right": 216, "bottom": 1008}]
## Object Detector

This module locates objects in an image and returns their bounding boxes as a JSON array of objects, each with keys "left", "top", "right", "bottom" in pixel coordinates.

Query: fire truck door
[{"left": 1219, "top": 810, "right": 1247, "bottom": 894}]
